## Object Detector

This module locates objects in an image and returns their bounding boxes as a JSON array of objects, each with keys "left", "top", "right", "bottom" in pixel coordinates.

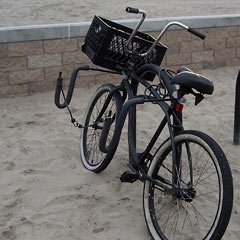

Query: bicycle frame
[
  {"left": 53, "top": 9, "right": 233, "bottom": 239},
  {"left": 54, "top": 7, "right": 205, "bottom": 195},
  {"left": 97, "top": 64, "right": 184, "bottom": 193}
]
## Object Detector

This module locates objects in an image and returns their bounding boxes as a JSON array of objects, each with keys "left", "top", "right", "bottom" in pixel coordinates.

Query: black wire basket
[{"left": 82, "top": 16, "right": 167, "bottom": 72}]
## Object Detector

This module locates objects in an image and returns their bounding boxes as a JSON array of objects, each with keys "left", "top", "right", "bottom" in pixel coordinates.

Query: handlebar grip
[
  {"left": 126, "top": 7, "right": 139, "bottom": 14},
  {"left": 188, "top": 27, "right": 206, "bottom": 40}
]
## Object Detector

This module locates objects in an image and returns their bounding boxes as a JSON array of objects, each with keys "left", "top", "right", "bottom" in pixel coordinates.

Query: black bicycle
[{"left": 55, "top": 7, "right": 233, "bottom": 240}]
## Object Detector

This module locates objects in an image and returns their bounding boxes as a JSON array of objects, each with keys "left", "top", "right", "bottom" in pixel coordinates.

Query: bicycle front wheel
[
  {"left": 143, "top": 130, "right": 233, "bottom": 240},
  {"left": 80, "top": 83, "right": 122, "bottom": 173}
]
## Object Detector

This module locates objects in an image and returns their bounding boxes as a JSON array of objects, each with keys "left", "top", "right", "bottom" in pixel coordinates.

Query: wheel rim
[
  {"left": 82, "top": 90, "right": 117, "bottom": 166},
  {"left": 145, "top": 136, "right": 223, "bottom": 240}
]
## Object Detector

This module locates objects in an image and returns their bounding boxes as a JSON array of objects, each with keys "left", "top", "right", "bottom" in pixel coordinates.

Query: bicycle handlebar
[
  {"left": 125, "top": 7, "right": 206, "bottom": 57},
  {"left": 124, "top": 7, "right": 146, "bottom": 54}
]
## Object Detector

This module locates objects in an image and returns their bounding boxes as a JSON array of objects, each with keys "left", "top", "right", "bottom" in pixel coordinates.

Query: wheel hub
[
  {"left": 92, "top": 118, "right": 104, "bottom": 130},
  {"left": 175, "top": 187, "right": 196, "bottom": 202}
]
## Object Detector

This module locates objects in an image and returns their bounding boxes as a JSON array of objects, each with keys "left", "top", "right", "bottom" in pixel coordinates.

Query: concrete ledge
[
  {"left": 0, "top": 14, "right": 240, "bottom": 43},
  {"left": 1, "top": 14, "right": 240, "bottom": 98},
  {"left": 0, "top": 22, "right": 91, "bottom": 43}
]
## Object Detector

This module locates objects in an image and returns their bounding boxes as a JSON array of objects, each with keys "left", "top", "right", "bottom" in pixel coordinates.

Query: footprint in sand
[
  {"left": 3, "top": 161, "right": 16, "bottom": 171},
  {"left": 8, "top": 120, "right": 47, "bottom": 129},
  {"left": 2, "top": 226, "right": 16, "bottom": 240},
  {"left": 22, "top": 169, "right": 36, "bottom": 175},
  {"left": 8, "top": 121, "right": 36, "bottom": 129}
]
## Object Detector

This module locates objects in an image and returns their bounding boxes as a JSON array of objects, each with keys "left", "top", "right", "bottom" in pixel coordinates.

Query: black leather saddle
[{"left": 171, "top": 67, "right": 214, "bottom": 95}]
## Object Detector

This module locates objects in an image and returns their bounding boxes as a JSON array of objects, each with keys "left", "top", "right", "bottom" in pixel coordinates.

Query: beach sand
[
  {"left": 0, "top": 1, "right": 240, "bottom": 239},
  {"left": 0, "top": 0, "right": 240, "bottom": 27},
  {"left": 0, "top": 66, "right": 240, "bottom": 239}
]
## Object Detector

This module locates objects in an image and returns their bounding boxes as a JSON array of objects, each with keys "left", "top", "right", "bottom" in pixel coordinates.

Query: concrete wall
[{"left": 0, "top": 15, "right": 240, "bottom": 98}]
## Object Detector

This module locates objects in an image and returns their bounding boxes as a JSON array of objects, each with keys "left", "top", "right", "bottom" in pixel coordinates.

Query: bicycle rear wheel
[
  {"left": 80, "top": 83, "right": 122, "bottom": 173},
  {"left": 143, "top": 130, "right": 233, "bottom": 240}
]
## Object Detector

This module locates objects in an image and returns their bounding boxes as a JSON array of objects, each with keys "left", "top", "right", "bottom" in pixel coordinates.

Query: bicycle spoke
[
  {"left": 162, "top": 206, "right": 178, "bottom": 232},
  {"left": 195, "top": 189, "right": 219, "bottom": 198},
  {"left": 194, "top": 170, "right": 217, "bottom": 187},
  {"left": 172, "top": 200, "right": 180, "bottom": 240},
  {"left": 194, "top": 155, "right": 212, "bottom": 186}
]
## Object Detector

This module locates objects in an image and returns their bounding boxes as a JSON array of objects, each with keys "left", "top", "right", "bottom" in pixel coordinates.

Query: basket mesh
[{"left": 82, "top": 16, "right": 167, "bottom": 72}]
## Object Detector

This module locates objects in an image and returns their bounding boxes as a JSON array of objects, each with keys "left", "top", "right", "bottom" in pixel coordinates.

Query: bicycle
[{"left": 55, "top": 7, "right": 233, "bottom": 240}]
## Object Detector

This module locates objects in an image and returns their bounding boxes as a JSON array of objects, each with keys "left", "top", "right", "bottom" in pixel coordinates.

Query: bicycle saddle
[{"left": 171, "top": 67, "right": 214, "bottom": 95}]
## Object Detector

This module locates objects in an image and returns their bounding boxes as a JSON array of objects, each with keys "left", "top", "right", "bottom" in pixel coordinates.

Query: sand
[
  {"left": 0, "top": 66, "right": 240, "bottom": 239},
  {"left": 0, "top": 1, "right": 240, "bottom": 239},
  {"left": 0, "top": 0, "right": 240, "bottom": 28}
]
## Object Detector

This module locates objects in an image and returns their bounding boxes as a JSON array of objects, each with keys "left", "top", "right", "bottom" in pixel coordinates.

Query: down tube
[
  {"left": 128, "top": 78, "right": 139, "bottom": 163},
  {"left": 127, "top": 74, "right": 180, "bottom": 171}
]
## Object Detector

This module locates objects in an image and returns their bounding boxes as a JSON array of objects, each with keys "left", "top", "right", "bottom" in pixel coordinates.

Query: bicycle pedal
[{"left": 120, "top": 171, "right": 139, "bottom": 183}]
